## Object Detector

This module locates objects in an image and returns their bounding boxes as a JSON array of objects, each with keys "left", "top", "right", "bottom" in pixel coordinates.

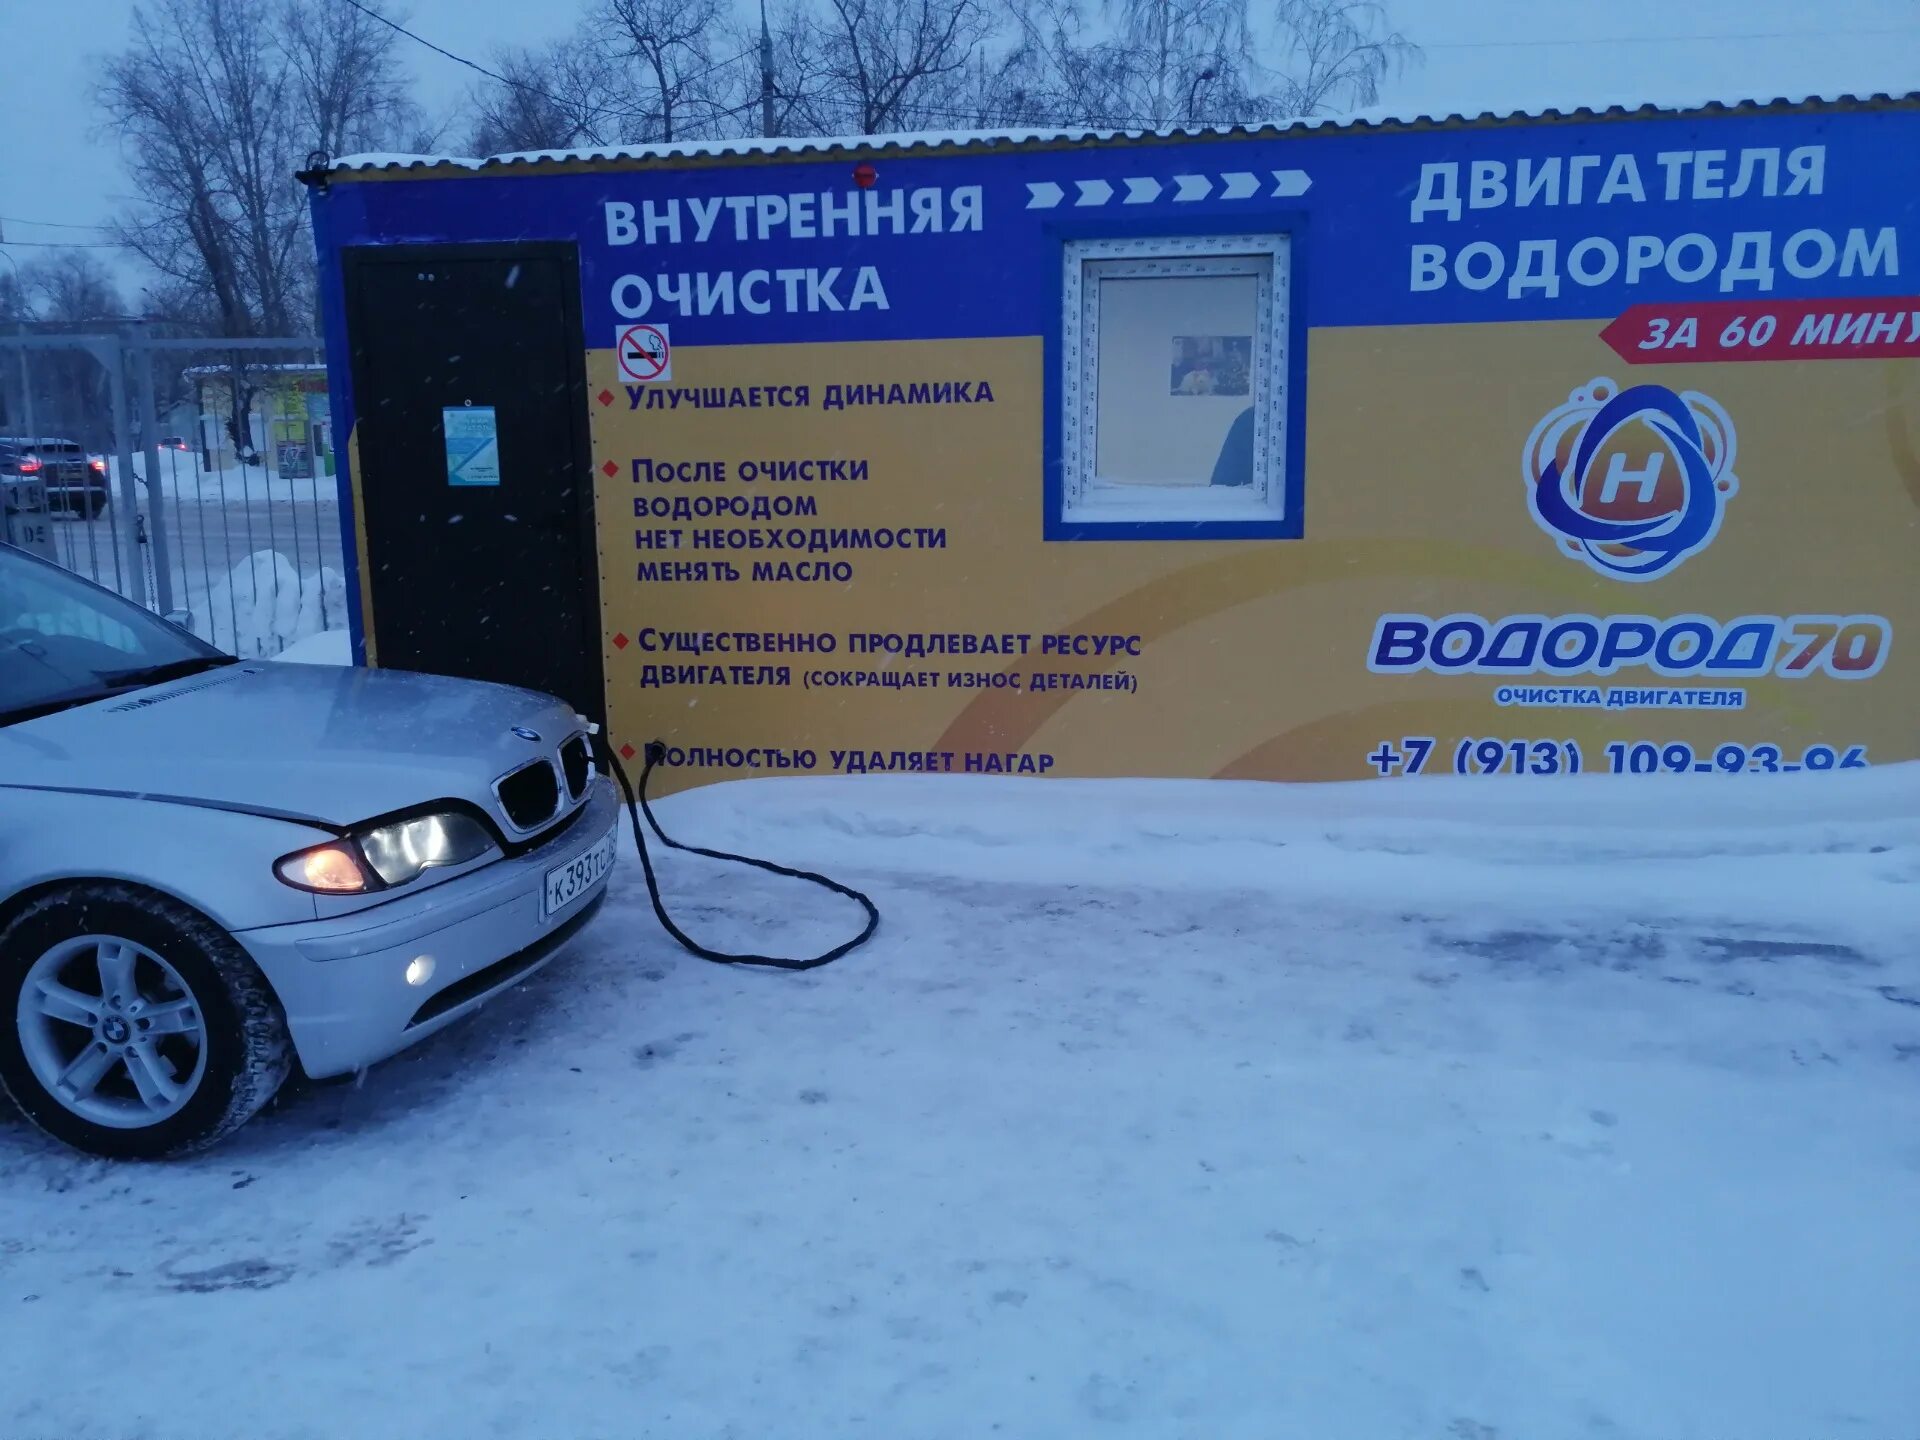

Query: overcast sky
[{"left": 1, "top": 0, "right": 1916, "bottom": 292}]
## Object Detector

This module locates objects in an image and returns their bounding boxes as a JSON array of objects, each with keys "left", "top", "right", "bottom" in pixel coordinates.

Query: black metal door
[{"left": 343, "top": 243, "right": 603, "bottom": 719}]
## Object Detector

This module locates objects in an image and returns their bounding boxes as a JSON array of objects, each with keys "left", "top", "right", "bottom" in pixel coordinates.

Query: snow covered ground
[
  {"left": 118, "top": 448, "right": 332, "bottom": 509},
  {"left": 4, "top": 770, "right": 1918, "bottom": 1440}
]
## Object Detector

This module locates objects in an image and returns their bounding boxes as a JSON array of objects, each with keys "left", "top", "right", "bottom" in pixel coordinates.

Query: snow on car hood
[{"left": 0, "top": 662, "right": 587, "bottom": 829}]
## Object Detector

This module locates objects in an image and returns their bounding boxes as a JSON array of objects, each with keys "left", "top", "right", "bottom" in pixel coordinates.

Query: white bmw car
[{"left": 0, "top": 543, "right": 617, "bottom": 1158}]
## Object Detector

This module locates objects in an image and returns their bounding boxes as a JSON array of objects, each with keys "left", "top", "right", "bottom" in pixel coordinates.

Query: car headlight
[
  {"left": 275, "top": 841, "right": 375, "bottom": 894},
  {"left": 276, "top": 811, "right": 497, "bottom": 893},
  {"left": 358, "top": 812, "right": 496, "bottom": 885}
]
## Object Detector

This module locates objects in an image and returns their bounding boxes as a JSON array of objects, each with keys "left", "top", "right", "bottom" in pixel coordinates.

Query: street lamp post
[
  {"left": 1185, "top": 68, "right": 1217, "bottom": 124},
  {"left": 759, "top": 0, "right": 777, "bottom": 139}
]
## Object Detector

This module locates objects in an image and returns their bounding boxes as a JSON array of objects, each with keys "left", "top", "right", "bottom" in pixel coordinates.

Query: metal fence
[{"left": 1, "top": 333, "right": 344, "bottom": 658}]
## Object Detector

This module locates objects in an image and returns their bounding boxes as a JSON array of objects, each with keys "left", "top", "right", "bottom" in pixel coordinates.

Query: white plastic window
[{"left": 1061, "top": 234, "right": 1290, "bottom": 528}]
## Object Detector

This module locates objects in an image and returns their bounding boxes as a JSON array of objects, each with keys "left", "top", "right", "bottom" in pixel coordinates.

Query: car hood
[{"left": 0, "top": 661, "right": 588, "bottom": 830}]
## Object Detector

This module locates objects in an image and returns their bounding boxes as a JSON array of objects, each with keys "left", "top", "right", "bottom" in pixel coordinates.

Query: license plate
[{"left": 543, "top": 824, "right": 616, "bottom": 918}]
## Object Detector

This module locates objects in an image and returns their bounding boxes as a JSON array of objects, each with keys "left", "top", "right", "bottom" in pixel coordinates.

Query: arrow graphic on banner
[{"left": 1029, "top": 169, "right": 1313, "bottom": 207}]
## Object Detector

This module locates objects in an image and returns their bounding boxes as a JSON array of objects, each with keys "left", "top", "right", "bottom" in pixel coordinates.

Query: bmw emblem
[{"left": 511, "top": 726, "right": 542, "bottom": 742}]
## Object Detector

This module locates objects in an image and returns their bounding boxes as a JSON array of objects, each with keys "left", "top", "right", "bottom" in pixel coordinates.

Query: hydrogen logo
[{"left": 1523, "top": 378, "right": 1738, "bottom": 582}]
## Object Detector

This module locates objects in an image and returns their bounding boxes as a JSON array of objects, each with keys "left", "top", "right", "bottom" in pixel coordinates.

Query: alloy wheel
[{"left": 15, "top": 934, "right": 208, "bottom": 1128}]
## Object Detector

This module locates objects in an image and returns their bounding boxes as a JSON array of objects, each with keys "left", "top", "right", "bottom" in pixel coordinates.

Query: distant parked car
[
  {"left": 158, "top": 436, "right": 190, "bottom": 451},
  {"left": 0, "top": 437, "right": 110, "bottom": 519},
  {"left": 0, "top": 542, "right": 617, "bottom": 1158}
]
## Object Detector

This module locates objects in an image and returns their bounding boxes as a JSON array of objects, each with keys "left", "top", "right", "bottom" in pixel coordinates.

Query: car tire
[{"left": 0, "top": 884, "right": 291, "bottom": 1159}]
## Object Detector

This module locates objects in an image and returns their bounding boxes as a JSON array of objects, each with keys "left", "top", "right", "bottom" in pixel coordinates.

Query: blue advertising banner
[{"left": 320, "top": 108, "right": 1920, "bottom": 345}]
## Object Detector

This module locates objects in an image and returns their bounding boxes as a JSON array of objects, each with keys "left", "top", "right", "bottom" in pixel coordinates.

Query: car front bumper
[
  {"left": 43, "top": 474, "right": 108, "bottom": 509},
  {"left": 235, "top": 779, "right": 621, "bottom": 1077}
]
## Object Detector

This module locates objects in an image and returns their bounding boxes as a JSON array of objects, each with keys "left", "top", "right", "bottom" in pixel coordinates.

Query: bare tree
[
  {"left": 0, "top": 272, "right": 27, "bottom": 434},
  {"left": 789, "top": 0, "right": 997, "bottom": 134},
  {"left": 1265, "top": 0, "right": 1412, "bottom": 113},
  {"left": 100, "top": 0, "right": 292, "bottom": 334},
  {"left": 465, "top": 0, "right": 1414, "bottom": 147},
  {"left": 0, "top": 250, "right": 126, "bottom": 448},
  {"left": 0, "top": 267, "right": 30, "bottom": 325},
  {"left": 138, "top": 276, "right": 225, "bottom": 333},
  {"left": 281, "top": 0, "right": 430, "bottom": 156},
  {"left": 996, "top": 0, "right": 1411, "bottom": 128},
  {"left": 604, "top": 0, "right": 731, "bottom": 143},
  {"left": 464, "top": 4, "right": 742, "bottom": 154},
  {"left": 1111, "top": 0, "right": 1260, "bottom": 126},
  {"left": 465, "top": 38, "right": 625, "bottom": 154},
  {"left": 21, "top": 251, "right": 127, "bottom": 325},
  {"left": 916, "top": 43, "right": 1057, "bottom": 128},
  {"left": 97, "top": 0, "right": 418, "bottom": 336},
  {"left": 435, "top": 0, "right": 1411, "bottom": 160}
]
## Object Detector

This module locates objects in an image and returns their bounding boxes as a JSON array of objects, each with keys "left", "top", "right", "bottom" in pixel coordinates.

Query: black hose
[{"left": 598, "top": 739, "right": 878, "bottom": 970}]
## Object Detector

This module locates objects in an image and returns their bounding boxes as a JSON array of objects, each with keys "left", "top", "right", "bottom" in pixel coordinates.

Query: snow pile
[
  {"left": 2, "top": 768, "right": 1916, "bottom": 1439},
  {"left": 202, "top": 550, "right": 347, "bottom": 657},
  {"left": 271, "top": 628, "right": 351, "bottom": 665}
]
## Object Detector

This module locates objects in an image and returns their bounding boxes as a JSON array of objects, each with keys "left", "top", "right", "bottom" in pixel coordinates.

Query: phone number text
[{"left": 1367, "top": 738, "right": 1869, "bottom": 776}]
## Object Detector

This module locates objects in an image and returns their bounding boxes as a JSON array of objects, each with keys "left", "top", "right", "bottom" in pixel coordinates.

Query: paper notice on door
[{"left": 443, "top": 406, "right": 501, "bottom": 486}]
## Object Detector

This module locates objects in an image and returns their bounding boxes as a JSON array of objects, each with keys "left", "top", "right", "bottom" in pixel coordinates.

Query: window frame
[{"left": 1045, "top": 218, "right": 1308, "bottom": 543}]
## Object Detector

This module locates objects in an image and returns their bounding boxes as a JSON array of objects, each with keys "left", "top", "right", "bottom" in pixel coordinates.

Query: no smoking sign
[{"left": 615, "top": 323, "right": 671, "bottom": 382}]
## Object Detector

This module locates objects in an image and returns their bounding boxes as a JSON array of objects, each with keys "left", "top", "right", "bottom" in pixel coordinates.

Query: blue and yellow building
[{"left": 305, "top": 95, "right": 1920, "bottom": 789}]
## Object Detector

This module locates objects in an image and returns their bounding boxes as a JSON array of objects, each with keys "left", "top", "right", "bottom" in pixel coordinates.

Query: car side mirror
[{"left": 163, "top": 608, "right": 193, "bottom": 631}]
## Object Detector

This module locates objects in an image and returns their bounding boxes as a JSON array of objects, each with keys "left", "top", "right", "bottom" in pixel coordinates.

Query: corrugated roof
[{"left": 314, "top": 92, "right": 1917, "bottom": 180}]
